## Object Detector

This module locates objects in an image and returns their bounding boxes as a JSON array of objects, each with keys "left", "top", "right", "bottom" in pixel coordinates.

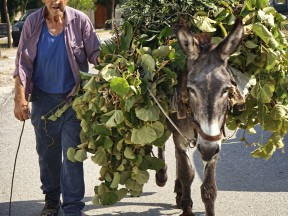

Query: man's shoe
[{"left": 41, "top": 196, "right": 60, "bottom": 216}]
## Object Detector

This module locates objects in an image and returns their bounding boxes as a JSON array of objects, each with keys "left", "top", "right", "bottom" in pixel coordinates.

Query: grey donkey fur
[{"left": 155, "top": 18, "right": 245, "bottom": 216}]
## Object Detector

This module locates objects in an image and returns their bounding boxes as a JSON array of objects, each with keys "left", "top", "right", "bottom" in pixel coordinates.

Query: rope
[
  {"left": 9, "top": 119, "right": 26, "bottom": 216},
  {"left": 9, "top": 94, "right": 31, "bottom": 216},
  {"left": 147, "top": 88, "right": 196, "bottom": 148}
]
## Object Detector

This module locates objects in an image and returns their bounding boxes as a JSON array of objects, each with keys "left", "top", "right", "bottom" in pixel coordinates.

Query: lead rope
[
  {"left": 9, "top": 94, "right": 31, "bottom": 216},
  {"left": 147, "top": 88, "right": 196, "bottom": 148}
]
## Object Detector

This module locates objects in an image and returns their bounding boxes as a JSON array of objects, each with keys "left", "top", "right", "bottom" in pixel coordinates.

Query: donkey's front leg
[
  {"left": 174, "top": 142, "right": 195, "bottom": 216},
  {"left": 201, "top": 159, "right": 218, "bottom": 216}
]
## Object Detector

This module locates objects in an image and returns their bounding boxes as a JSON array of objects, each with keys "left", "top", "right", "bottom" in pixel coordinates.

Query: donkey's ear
[
  {"left": 217, "top": 18, "right": 243, "bottom": 61},
  {"left": 177, "top": 27, "right": 199, "bottom": 60}
]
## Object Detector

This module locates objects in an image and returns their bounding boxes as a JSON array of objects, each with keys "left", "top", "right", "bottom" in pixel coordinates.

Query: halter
[
  {"left": 148, "top": 88, "right": 229, "bottom": 148},
  {"left": 190, "top": 108, "right": 228, "bottom": 143}
]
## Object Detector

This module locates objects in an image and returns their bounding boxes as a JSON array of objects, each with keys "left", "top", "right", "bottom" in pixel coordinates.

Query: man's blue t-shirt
[{"left": 33, "top": 22, "right": 75, "bottom": 94}]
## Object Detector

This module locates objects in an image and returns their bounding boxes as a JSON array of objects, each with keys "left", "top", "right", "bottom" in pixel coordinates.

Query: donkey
[{"left": 155, "top": 18, "right": 245, "bottom": 216}]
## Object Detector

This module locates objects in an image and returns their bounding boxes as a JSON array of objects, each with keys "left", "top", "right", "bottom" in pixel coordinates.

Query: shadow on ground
[
  {"left": 193, "top": 126, "right": 288, "bottom": 192},
  {"left": 0, "top": 195, "right": 205, "bottom": 216}
]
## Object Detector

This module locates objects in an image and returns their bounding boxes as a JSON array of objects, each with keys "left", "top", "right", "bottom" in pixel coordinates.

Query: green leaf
[
  {"left": 130, "top": 190, "right": 142, "bottom": 197},
  {"left": 83, "top": 77, "right": 98, "bottom": 93},
  {"left": 252, "top": 22, "right": 272, "bottom": 44},
  {"left": 266, "top": 48, "right": 278, "bottom": 70},
  {"left": 120, "top": 22, "right": 133, "bottom": 51},
  {"left": 140, "top": 155, "right": 165, "bottom": 171},
  {"left": 99, "top": 166, "right": 109, "bottom": 181},
  {"left": 92, "top": 194, "right": 100, "bottom": 206},
  {"left": 152, "top": 46, "right": 171, "bottom": 61},
  {"left": 258, "top": 107, "right": 283, "bottom": 132},
  {"left": 151, "top": 121, "right": 164, "bottom": 138},
  {"left": 101, "top": 192, "right": 119, "bottom": 205},
  {"left": 281, "top": 119, "right": 288, "bottom": 134},
  {"left": 115, "top": 188, "right": 128, "bottom": 201},
  {"left": 245, "top": 40, "right": 258, "bottom": 49},
  {"left": 246, "top": 52, "right": 257, "bottom": 66},
  {"left": 110, "top": 172, "right": 121, "bottom": 188},
  {"left": 120, "top": 171, "right": 131, "bottom": 185},
  {"left": 124, "top": 147, "right": 136, "bottom": 159},
  {"left": 125, "top": 179, "right": 143, "bottom": 192},
  {"left": 48, "top": 103, "right": 70, "bottom": 121},
  {"left": 116, "top": 139, "right": 124, "bottom": 152},
  {"left": 271, "top": 104, "right": 286, "bottom": 120},
  {"left": 158, "top": 26, "right": 174, "bottom": 40},
  {"left": 135, "top": 106, "right": 160, "bottom": 121},
  {"left": 100, "top": 63, "right": 120, "bottom": 81},
  {"left": 105, "top": 172, "right": 112, "bottom": 182},
  {"left": 270, "top": 133, "right": 284, "bottom": 149},
  {"left": 67, "top": 147, "right": 76, "bottom": 162},
  {"left": 104, "top": 136, "right": 114, "bottom": 148},
  {"left": 105, "top": 110, "right": 124, "bottom": 128},
  {"left": 256, "top": 0, "right": 269, "bottom": 9},
  {"left": 132, "top": 167, "right": 150, "bottom": 184},
  {"left": 251, "top": 82, "right": 275, "bottom": 103},
  {"left": 81, "top": 119, "right": 90, "bottom": 133},
  {"left": 98, "top": 183, "right": 110, "bottom": 195},
  {"left": 131, "top": 126, "right": 158, "bottom": 145},
  {"left": 91, "top": 148, "right": 108, "bottom": 166},
  {"left": 110, "top": 77, "right": 130, "bottom": 98},
  {"left": 92, "top": 123, "right": 112, "bottom": 136},
  {"left": 152, "top": 130, "right": 171, "bottom": 147},
  {"left": 124, "top": 96, "right": 137, "bottom": 112},
  {"left": 140, "top": 47, "right": 152, "bottom": 55},
  {"left": 141, "top": 54, "right": 155, "bottom": 73},
  {"left": 116, "top": 159, "right": 126, "bottom": 171},
  {"left": 74, "top": 148, "right": 87, "bottom": 162},
  {"left": 257, "top": 10, "right": 274, "bottom": 28},
  {"left": 251, "top": 132, "right": 283, "bottom": 160},
  {"left": 193, "top": 16, "right": 216, "bottom": 32}
]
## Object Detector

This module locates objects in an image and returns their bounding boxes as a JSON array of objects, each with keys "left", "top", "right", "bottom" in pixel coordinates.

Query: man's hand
[
  {"left": 97, "top": 56, "right": 101, "bottom": 64},
  {"left": 14, "top": 76, "right": 30, "bottom": 121}
]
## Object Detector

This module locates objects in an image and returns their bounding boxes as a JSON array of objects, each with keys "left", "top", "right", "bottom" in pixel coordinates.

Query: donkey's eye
[
  {"left": 189, "top": 88, "right": 197, "bottom": 96},
  {"left": 221, "top": 88, "right": 229, "bottom": 96}
]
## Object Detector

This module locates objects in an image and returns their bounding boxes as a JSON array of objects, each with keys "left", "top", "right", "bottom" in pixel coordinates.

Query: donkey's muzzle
[{"left": 197, "top": 142, "right": 220, "bottom": 161}]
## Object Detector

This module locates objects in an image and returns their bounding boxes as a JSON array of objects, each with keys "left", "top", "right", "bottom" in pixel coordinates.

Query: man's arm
[{"left": 14, "top": 76, "right": 30, "bottom": 121}]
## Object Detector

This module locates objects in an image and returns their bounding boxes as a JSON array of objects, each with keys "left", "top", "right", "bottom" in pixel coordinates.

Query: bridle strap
[
  {"left": 191, "top": 104, "right": 229, "bottom": 142},
  {"left": 191, "top": 119, "right": 223, "bottom": 142}
]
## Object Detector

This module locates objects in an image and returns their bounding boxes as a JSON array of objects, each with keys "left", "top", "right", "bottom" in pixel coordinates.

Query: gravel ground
[
  {"left": 0, "top": 47, "right": 17, "bottom": 109},
  {"left": 0, "top": 48, "right": 16, "bottom": 87}
]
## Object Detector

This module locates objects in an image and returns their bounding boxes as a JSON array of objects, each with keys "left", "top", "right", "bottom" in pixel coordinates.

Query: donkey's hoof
[
  {"left": 180, "top": 207, "right": 195, "bottom": 216},
  {"left": 155, "top": 164, "right": 168, "bottom": 187}
]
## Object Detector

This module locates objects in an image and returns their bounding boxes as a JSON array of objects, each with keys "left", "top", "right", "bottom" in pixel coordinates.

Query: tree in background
[
  {"left": 0, "top": 0, "right": 20, "bottom": 23},
  {"left": 3, "top": 0, "right": 12, "bottom": 48},
  {"left": 68, "top": 0, "right": 96, "bottom": 11},
  {"left": 0, "top": 0, "right": 42, "bottom": 23}
]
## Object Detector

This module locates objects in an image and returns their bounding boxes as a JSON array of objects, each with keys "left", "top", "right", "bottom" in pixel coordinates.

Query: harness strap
[
  {"left": 191, "top": 120, "right": 223, "bottom": 142},
  {"left": 147, "top": 88, "right": 196, "bottom": 148}
]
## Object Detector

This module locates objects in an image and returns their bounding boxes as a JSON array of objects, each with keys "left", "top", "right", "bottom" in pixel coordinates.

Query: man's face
[{"left": 44, "top": 0, "right": 68, "bottom": 17}]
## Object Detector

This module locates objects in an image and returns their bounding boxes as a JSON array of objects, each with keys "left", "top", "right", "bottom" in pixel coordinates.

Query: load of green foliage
[
  {"left": 118, "top": 0, "right": 288, "bottom": 158},
  {"left": 46, "top": 0, "right": 288, "bottom": 205}
]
